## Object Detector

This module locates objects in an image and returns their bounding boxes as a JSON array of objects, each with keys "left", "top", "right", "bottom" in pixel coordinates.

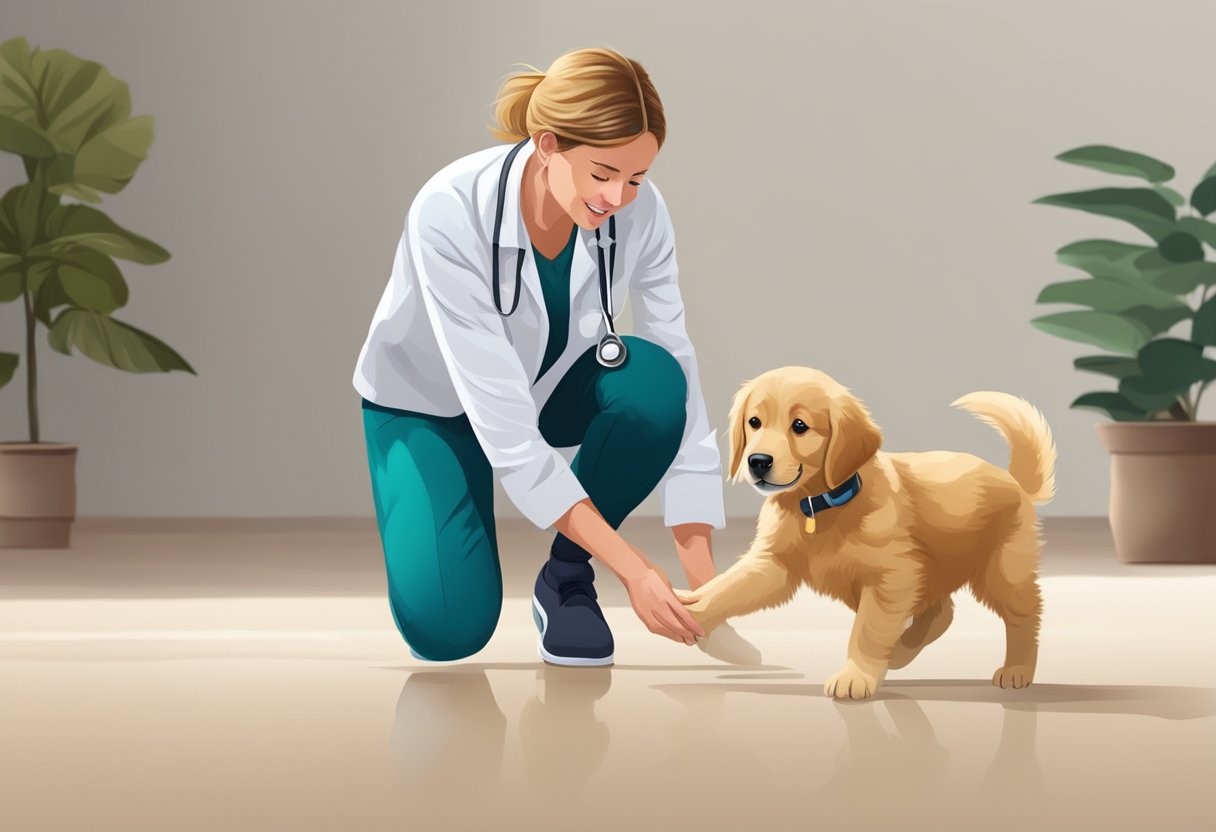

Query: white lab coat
[{"left": 353, "top": 139, "right": 724, "bottom": 532}]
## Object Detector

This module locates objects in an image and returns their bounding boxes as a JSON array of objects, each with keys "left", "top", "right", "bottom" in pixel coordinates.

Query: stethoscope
[{"left": 492, "top": 138, "right": 627, "bottom": 368}]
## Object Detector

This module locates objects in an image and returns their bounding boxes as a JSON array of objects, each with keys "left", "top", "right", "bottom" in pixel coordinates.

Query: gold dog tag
[{"left": 805, "top": 516, "right": 816, "bottom": 534}]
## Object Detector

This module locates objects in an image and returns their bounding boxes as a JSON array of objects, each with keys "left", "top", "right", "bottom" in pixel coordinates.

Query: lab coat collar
[{"left": 494, "top": 138, "right": 532, "bottom": 250}]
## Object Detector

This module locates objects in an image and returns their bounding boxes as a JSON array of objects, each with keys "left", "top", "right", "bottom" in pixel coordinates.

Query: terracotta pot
[
  {"left": 1095, "top": 422, "right": 1216, "bottom": 564},
  {"left": 0, "top": 443, "right": 79, "bottom": 548}
]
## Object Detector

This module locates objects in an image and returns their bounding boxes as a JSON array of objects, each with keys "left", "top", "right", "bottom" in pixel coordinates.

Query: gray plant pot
[
  {"left": 1096, "top": 422, "right": 1216, "bottom": 564},
  {"left": 0, "top": 443, "right": 78, "bottom": 548}
]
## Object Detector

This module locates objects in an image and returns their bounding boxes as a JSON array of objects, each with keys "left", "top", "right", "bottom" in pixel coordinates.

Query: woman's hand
[{"left": 623, "top": 561, "right": 705, "bottom": 645}]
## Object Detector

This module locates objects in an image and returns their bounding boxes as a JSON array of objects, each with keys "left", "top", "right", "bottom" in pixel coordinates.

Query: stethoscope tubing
[{"left": 492, "top": 138, "right": 625, "bottom": 368}]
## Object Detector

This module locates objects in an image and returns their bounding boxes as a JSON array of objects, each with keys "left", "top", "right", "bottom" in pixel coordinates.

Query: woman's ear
[
  {"left": 823, "top": 393, "right": 882, "bottom": 489},
  {"left": 726, "top": 382, "right": 753, "bottom": 484},
  {"left": 536, "top": 130, "right": 559, "bottom": 162}
]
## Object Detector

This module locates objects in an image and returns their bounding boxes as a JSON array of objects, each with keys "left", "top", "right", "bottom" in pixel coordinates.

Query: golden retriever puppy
[{"left": 676, "top": 367, "right": 1057, "bottom": 700}]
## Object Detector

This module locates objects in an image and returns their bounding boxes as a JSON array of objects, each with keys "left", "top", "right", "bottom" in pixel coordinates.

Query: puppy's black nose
[{"left": 748, "top": 454, "right": 773, "bottom": 478}]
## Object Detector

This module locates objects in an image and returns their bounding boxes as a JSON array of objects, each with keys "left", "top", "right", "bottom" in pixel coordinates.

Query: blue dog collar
[{"left": 799, "top": 473, "right": 863, "bottom": 524}]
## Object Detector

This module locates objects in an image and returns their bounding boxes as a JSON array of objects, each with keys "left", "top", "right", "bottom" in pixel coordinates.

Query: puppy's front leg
[
  {"left": 825, "top": 583, "right": 917, "bottom": 701},
  {"left": 675, "top": 550, "right": 796, "bottom": 634}
]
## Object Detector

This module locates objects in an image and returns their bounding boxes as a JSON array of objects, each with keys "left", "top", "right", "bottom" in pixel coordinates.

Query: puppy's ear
[
  {"left": 824, "top": 392, "right": 882, "bottom": 489},
  {"left": 726, "top": 382, "right": 753, "bottom": 484}
]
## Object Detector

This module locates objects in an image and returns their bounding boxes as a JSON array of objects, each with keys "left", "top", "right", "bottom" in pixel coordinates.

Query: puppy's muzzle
[{"left": 748, "top": 453, "right": 773, "bottom": 480}]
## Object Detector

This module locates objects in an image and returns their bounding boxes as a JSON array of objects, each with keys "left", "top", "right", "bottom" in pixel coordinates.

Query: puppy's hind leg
[
  {"left": 887, "top": 596, "right": 955, "bottom": 670},
  {"left": 972, "top": 520, "right": 1043, "bottom": 689}
]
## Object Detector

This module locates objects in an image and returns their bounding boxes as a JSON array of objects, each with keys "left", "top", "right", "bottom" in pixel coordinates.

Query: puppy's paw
[
  {"left": 992, "top": 665, "right": 1034, "bottom": 689},
  {"left": 695, "top": 623, "right": 763, "bottom": 666},
  {"left": 824, "top": 662, "right": 879, "bottom": 700},
  {"left": 673, "top": 588, "right": 700, "bottom": 605}
]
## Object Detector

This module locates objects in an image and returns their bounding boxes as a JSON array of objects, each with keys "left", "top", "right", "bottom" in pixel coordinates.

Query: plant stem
[{"left": 21, "top": 266, "right": 40, "bottom": 443}]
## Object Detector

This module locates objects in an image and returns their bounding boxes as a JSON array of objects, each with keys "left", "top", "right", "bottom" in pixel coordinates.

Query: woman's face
[{"left": 539, "top": 131, "right": 660, "bottom": 229}]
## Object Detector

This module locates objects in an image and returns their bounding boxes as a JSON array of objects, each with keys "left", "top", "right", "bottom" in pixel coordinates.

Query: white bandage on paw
[{"left": 695, "top": 622, "right": 764, "bottom": 666}]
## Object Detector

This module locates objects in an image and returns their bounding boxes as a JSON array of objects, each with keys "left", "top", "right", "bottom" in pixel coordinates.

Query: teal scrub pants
[{"left": 361, "top": 335, "right": 688, "bottom": 661}]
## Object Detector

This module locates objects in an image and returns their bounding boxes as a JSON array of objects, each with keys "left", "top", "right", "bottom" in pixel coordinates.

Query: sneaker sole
[{"left": 531, "top": 593, "right": 613, "bottom": 667}]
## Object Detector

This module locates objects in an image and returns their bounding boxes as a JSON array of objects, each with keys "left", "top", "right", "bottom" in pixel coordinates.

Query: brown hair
[{"left": 488, "top": 47, "right": 666, "bottom": 151}]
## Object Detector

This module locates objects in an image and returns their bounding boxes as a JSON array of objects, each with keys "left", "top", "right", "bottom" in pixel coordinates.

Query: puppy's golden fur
[{"left": 677, "top": 367, "right": 1057, "bottom": 700}]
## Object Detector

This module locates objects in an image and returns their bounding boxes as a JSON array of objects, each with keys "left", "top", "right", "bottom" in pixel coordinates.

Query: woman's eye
[
  {"left": 748, "top": 417, "right": 761, "bottom": 429},
  {"left": 792, "top": 419, "right": 809, "bottom": 435},
  {"left": 629, "top": 180, "right": 641, "bottom": 187},
  {"left": 591, "top": 174, "right": 608, "bottom": 182}
]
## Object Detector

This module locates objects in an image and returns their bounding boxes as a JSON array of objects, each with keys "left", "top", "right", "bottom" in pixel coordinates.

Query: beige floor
[{"left": 2, "top": 517, "right": 1214, "bottom": 831}]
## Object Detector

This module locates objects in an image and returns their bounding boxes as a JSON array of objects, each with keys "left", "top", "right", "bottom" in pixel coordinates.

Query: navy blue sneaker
[{"left": 532, "top": 561, "right": 614, "bottom": 667}]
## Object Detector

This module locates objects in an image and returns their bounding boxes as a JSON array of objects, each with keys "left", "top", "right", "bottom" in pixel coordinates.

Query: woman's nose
[{"left": 601, "top": 183, "right": 624, "bottom": 207}]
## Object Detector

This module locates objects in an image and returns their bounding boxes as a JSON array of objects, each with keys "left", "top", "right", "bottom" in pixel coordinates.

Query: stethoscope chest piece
[{"left": 596, "top": 332, "right": 627, "bottom": 368}]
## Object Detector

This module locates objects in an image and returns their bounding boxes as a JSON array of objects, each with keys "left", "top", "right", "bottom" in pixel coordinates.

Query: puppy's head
[{"left": 727, "top": 367, "right": 882, "bottom": 497}]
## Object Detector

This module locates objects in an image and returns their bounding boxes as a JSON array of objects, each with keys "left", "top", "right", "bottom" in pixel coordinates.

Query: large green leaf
[
  {"left": 1158, "top": 231, "right": 1204, "bottom": 263},
  {"left": 32, "top": 248, "right": 129, "bottom": 322},
  {"left": 1074, "top": 355, "right": 1141, "bottom": 379},
  {"left": 1119, "top": 304, "right": 1194, "bottom": 336},
  {"left": 0, "top": 113, "right": 55, "bottom": 158},
  {"left": 1192, "top": 295, "right": 1216, "bottom": 346},
  {"left": 1055, "top": 145, "right": 1175, "bottom": 183},
  {"left": 75, "top": 116, "right": 154, "bottom": 194},
  {"left": 1193, "top": 176, "right": 1216, "bottom": 217},
  {"left": 1132, "top": 248, "right": 1216, "bottom": 294},
  {"left": 1137, "top": 338, "right": 1216, "bottom": 387},
  {"left": 1071, "top": 391, "right": 1149, "bottom": 421},
  {"left": 1031, "top": 310, "right": 1154, "bottom": 354},
  {"left": 32, "top": 266, "right": 70, "bottom": 326},
  {"left": 1055, "top": 239, "right": 1156, "bottom": 280},
  {"left": 1152, "top": 184, "right": 1185, "bottom": 207},
  {"left": 1119, "top": 339, "right": 1216, "bottom": 412},
  {"left": 0, "top": 36, "right": 152, "bottom": 196},
  {"left": 47, "top": 181, "right": 103, "bottom": 204},
  {"left": 47, "top": 308, "right": 195, "bottom": 374},
  {"left": 0, "top": 352, "right": 17, "bottom": 389},
  {"left": 1033, "top": 188, "right": 1177, "bottom": 241},
  {"left": 29, "top": 203, "right": 169, "bottom": 264},
  {"left": 1036, "top": 278, "right": 1187, "bottom": 314},
  {"left": 1120, "top": 376, "right": 1187, "bottom": 413},
  {"left": 0, "top": 269, "right": 20, "bottom": 301},
  {"left": 1176, "top": 217, "right": 1216, "bottom": 249},
  {"left": 24, "top": 259, "right": 55, "bottom": 301},
  {"left": 0, "top": 183, "right": 57, "bottom": 254},
  {"left": 1147, "top": 265, "right": 1216, "bottom": 296}
]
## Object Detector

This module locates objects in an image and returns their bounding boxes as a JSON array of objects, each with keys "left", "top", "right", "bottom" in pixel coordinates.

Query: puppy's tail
[{"left": 951, "top": 392, "right": 1057, "bottom": 504}]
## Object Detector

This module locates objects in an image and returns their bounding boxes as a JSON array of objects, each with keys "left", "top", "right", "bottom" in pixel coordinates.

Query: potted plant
[
  {"left": 0, "top": 36, "right": 194, "bottom": 548},
  {"left": 1033, "top": 144, "right": 1216, "bottom": 563}
]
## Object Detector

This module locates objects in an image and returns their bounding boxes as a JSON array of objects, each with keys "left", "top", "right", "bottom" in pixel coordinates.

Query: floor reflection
[
  {"left": 388, "top": 660, "right": 1216, "bottom": 822},
  {"left": 389, "top": 667, "right": 508, "bottom": 792},
  {"left": 518, "top": 666, "right": 613, "bottom": 798}
]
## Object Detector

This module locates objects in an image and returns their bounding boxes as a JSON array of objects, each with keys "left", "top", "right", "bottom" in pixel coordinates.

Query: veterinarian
[{"left": 353, "top": 47, "right": 724, "bottom": 666}]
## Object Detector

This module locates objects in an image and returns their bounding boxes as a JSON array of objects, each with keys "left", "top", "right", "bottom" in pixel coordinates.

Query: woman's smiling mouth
[
  {"left": 753, "top": 464, "right": 803, "bottom": 494},
  {"left": 585, "top": 201, "right": 609, "bottom": 216}
]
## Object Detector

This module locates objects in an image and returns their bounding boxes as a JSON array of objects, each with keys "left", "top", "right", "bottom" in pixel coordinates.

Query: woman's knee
[
  {"left": 617, "top": 337, "right": 687, "bottom": 430},
  {"left": 395, "top": 598, "right": 502, "bottom": 661}
]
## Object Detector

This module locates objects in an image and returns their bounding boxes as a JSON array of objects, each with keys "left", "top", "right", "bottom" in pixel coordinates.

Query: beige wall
[{"left": 2, "top": 0, "right": 1214, "bottom": 519}]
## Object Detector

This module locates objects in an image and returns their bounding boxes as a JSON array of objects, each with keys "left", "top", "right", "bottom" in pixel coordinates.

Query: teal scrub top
[{"left": 531, "top": 223, "right": 579, "bottom": 384}]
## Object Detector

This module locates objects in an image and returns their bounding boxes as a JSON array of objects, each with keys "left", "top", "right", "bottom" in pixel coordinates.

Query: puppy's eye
[
  {"left": 792, "top": 419, "right": 809, "bottom": 435},
  {"left": 748, "top": 417, "right": 761, "bottom": 429}
]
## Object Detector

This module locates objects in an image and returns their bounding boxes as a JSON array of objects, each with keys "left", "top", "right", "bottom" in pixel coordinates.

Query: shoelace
[{"left": 558, "top": 581, "right": 597, "bottom": 605}]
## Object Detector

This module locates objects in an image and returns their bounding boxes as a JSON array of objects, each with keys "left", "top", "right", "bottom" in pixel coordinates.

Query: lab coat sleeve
[
  {"left": 408, "top": 190, "right": 589, "bottom": 531},
  {"left": 629, "top": 182, "right": 726, "bottom": 530}
]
